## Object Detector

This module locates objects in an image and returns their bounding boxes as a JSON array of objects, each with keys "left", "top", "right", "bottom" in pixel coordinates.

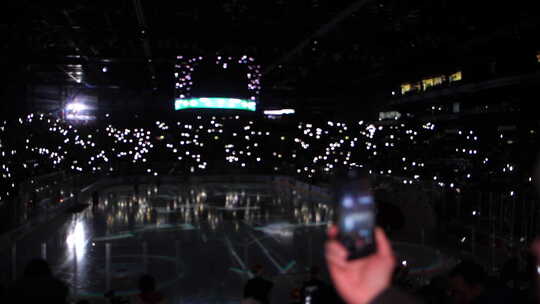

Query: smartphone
[{"left": 336, "top": 173, "right": 376, "bottom": 259}]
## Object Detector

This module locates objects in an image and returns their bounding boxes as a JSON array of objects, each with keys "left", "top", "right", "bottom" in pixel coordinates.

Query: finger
[
  {"left": 374, "top": 227, "right": 394, "bottom": 259},
  {"left": 327, "top": 225, "right": 339, "bottom": 239},
  {"left": 325, "top": 240, "right": 348, "bottom": 260},
  {"left": 325, "top": 242, "right": 349, "bottom": 269},
  {"left": 326, "top": 252, "right": 349, "bottom": 270}
]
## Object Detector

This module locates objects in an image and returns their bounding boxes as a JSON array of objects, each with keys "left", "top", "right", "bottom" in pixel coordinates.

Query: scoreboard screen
[
  {"left": 174, "top": 55, "right": 261, "bottom": 111},
  {"left": 175, "top": 98, "right": 256, "bottom": 111}
]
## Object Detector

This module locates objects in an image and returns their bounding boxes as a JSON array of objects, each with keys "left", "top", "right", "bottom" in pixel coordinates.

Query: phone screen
[{"left": 337, "top": 180, "right": 376, "bottom": 259}]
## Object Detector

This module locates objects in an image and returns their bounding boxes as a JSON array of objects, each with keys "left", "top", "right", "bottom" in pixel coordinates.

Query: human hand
[{"left": 325, "top": 226, "right": 396, "bottom": 304}]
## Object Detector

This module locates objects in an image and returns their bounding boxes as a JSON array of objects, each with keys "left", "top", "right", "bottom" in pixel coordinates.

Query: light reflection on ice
[{"left": 66, "top": 218, "right": 87, "bottom": 261}]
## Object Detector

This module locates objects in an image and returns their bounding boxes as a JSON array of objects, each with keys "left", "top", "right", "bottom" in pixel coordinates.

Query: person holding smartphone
[
  {"left": 326, "top": 170, "right": 418, "bottom": 304},
  {"left": 325, "top": 225, "right": 419, "bottom": 304}
]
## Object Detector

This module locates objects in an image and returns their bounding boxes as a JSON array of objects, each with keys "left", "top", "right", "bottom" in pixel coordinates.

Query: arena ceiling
[{"left": 0, "top": 0, "right": 539, "bottom": 112}]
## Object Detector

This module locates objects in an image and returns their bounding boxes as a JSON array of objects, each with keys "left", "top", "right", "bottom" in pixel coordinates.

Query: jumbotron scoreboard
[{"left": 174, "top": 55, "right": 261, "bottom": 112}]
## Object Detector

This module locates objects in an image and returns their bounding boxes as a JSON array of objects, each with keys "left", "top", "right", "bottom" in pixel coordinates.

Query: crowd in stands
[{"left": 0, "top": 112, "right": 528, "bottom": 206}]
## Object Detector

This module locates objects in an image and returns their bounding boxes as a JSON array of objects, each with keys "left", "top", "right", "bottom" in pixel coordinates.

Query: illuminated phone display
[{"left": 337, "top": 182, "right": 376, "bottom": 259}]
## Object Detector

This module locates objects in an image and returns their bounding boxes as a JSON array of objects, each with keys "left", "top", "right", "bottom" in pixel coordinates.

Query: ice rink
[{"left": 2, "top": 181, "right": 449, "bottom": 303}]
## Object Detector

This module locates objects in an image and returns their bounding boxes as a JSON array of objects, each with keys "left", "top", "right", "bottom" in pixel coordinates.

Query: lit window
[
  {"left": 433, "top": 75, "right": 446, "bottom": 86},
  {"left": 401, "top": 83, "right": 412, "bottom": 95},
  {"left": 449, "top": 71, "right": 462, "bottom": 82},
  {"left": 422, "top": 78, "right": 434, "bottom": 90}
]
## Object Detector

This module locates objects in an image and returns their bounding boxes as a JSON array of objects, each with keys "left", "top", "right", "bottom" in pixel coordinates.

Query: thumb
[{"left": 374, "top": 227, "right": 395, "bottom": 261}]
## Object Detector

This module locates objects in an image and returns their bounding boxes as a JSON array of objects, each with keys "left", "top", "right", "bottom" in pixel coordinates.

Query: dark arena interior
[{"left": 0, "top": 1, "right": 539, "bottom": 303}]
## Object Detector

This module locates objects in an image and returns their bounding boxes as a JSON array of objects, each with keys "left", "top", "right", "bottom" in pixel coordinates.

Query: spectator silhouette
[
  {"left": 300, "top": 266, "right": 332, "bottom": 304},
  {"left": 134, "top": 179, "right": 140, "bottom": 197},
  {"left": 447, "top": 260, "right": 514, "bottom": 304},
  {"left": 288, "top": 288, "right": 302, "bottom": 304},
  {"left": 243, "top": 264, "right": 274, "bottom": 304},
  {"left": 155, "top": 178, "right": 161, "bottom": 192},
  {"left": 6, "top": 258, "right": 69, "bottom": 303},
  {"left": 134, "top": 274, "right": 165, "bottom": 304},
  {"left": 416, "top": 275, "right": 449, "bottom": 304},
  {"left": 92, "top": 191, "right": 100, "bottom": 210},
  {"left": 105, "top": 289, "right": 129, "bottom": 304}
]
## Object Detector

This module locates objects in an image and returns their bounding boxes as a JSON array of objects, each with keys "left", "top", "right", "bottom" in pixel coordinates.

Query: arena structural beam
[{"left": 263, "top": 0, "right": 376, "bottom": 76}]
